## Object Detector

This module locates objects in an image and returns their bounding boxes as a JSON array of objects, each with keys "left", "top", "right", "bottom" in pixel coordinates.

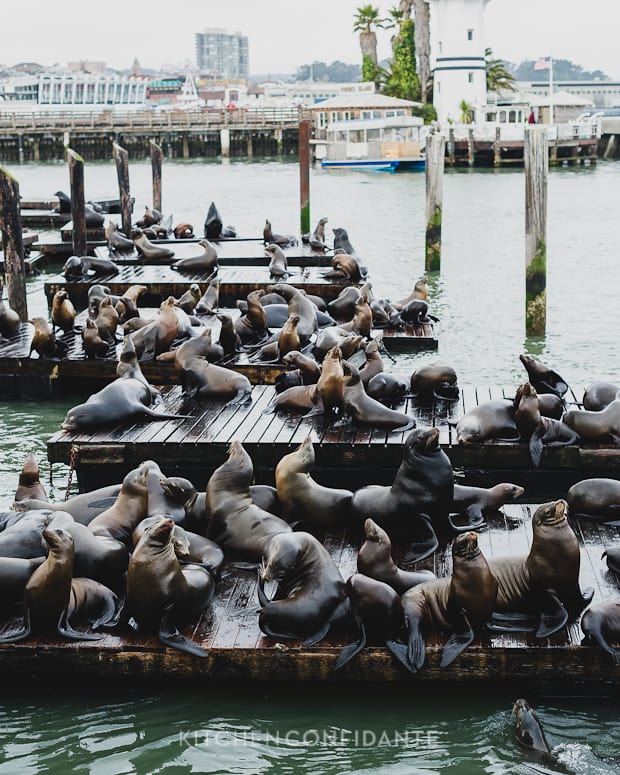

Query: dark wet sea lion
[
  {"left": 54, "top": 190, "right": 71, "bottom": 213},
  {"left": 519, "top": 354, "right": 568, "bottom": 397},
  {"left": 367, "top": 372, "right": 408, "bottom": 406},
  {"left": 105, "top": 221, "right": 134, "bottom": 253},
  {"left": 604, "top": 546, "right": 620, "bottom": 574},
  {"left": 308, "top": 216, "right": 328, "bottom": 250},
  {"left": 28, "top": 317, "right": 68, "bottom": 360},
  {"left": 351, "top": 427, "right": 454, "bottom": 562},
  {"left": 342, "top": 361, "right": 415, "bottom": 431},
  {"left": 566, "top": 478, "right": 620, "bottom": 521},
  {"left": 14, "top": 453, "right": 48, "bottom": 504},
  {"left": 327, "top": 286, "right": 361, "bottom": 321},
  {"left": 258, "top": 531, "right": 348, "bottom": 644},
  {"left": 204, "top": 202, "right": 223, "bottom": 239},
  {"left": 14, "top": 486, "right": 122, "bottom": 524},
  {"left": 275, "top": 437, "right": 352, "bottom": 527},
  {"left": 455, "top": 399, "right": 518, "bottom": 445},
  {"left": 451, "top": 483, "right": 524, "bottom": 526},
  {"left": 581, "top": 599, "right": 620, "bottom": 664},
  {"left": 131, "top": 297, "right": 180, "bottom": 360},
  {"left": 411, "top": 364, "right": 459, "bottom": 402},
  {"left": 206, "top": 441, "right": 292, "bottom": 560},
  {"left": 263, "top": 219, "right": 296, "bottom": 247},
  {"left": 82, "top": 319, "right": 110, "bottom": 358},
  {"left": 359, "top": 339, "right": 384, "bottom": 386},
  {"left": 563, "top": 398, "right": 620, "bottom": 443},
  {"left": 0, "top": 556, "right": 45, "bottom": 607},
  {"left": 313, "top": 327, "right": 362, "bottom": 361},
  {"left": 178, "top": 357, "right": 252, "bottom": 405},
  {"left": 264, "top": 384, "right": 317, "bottom": 414},
  {"left": 513, "top": 699, "right": 551, "bottom": 755},
  {"left": 332, "top": 226, "right": 362, "bottom": 261},
  {"left": 217, "top": 313, "right": 242, "bottom": 356},
  {"left": 582, "top": 382, "right": 620, "bottom": 412},
  {"left": 126, "top": 517, "right": 213, "bottom": 656},
  {"left": 488, "top": 500, "right": 593, "bottom": 637},
  {"left": 282, "top": 350, "right": 321, "bottom": 384},
  {"left": 334, "top": 574, "right": 410, "bottom": 671},
  {"left": 67, "top": 577, "right": 118, "bottom": 630},
  {"left": 172, "top": 240, "right": 219, "bottom": 273},
  {"left": 0, "top": 510, "right": 54, "bottom": 559},
  {"left": 394, "top": 299, "right": 435, "bottom": 326},
  {"left": 0, "top": 526, "right": 100, "bottom": 643},
  {"left": 0, "top": 300, "right": 21, "bottom": 337},
  {"left": 402, "top": 531, "right": 498, "bottom": 671},
  {"left": 357, "top": 518, "right": 435, "bottom": 595},
  {"left": 51, "top": 290, "right": 76, "bottom": 333}
]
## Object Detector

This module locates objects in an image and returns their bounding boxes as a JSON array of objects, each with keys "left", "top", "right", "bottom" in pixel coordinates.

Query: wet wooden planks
[
  {"left": 0, "top": 504, "right": 618, "bottom": 685},
  {"left": 44, "top": 266, "right": 362, "bottom": 309}
]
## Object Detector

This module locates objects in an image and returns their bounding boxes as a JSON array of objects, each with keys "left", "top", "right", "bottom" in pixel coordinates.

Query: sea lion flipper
[
  {"left": 334, "top": 611, "right": 366, "bottom": 671},
  {"left": 440, "top": 609, "right": 474, "bottom": 668},
  {"left": 57, "top": 609, "right": 101, "bottom": 641},
  {"left": 257, "top": 569, "right": 271, "bottom": 607},
  {"left": 402, "top": 515, "right": 439, "bottom": 564},
  {"left": 486, "top": 611, "right": 537, "bottom": 633},
  {"left": 0, "top": 606, "right": 31, "bottom": 643},
  {"left": 385, "top": 639, "right": 413, "bottom": 673},
  {"left": 158, "top": 606, "right": 207, "bottom": 657},
  {"left": 405, "top": 613, "right": 425, "bottom": 672},
  {"left": 529, "top": 428, "right": 544, "bottom": 468},
  {"left": 535, "top": 589, "right": 568, "bottom": 638},
  {"left": 302, "top": 620, "right": 332, "bottom": 647}
]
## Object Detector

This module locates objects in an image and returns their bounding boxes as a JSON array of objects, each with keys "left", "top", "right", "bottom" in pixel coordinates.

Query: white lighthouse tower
[{"left": 427, "top": 0, "right": 492, "bottom": 125}]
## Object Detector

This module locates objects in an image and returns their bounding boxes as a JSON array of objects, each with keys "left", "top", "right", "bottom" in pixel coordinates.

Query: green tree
[
  {"left": 353, "top": 4, "right": 385, "bottom": 68},
  {"left": 459, "top": 99, "right": 473, "bottom": 123},
  {"left": 382, "top": 18, "right": 420, "bottom": 101},
  {"left": 385, "top": 5, "right": 404, "bottom": 53},
  {"left": 485, "top": 48, "right": 517, "bottom": 93}
]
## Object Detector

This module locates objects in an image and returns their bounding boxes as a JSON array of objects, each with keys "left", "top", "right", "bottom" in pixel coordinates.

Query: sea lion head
[
  {"left": 339, "top": 335, "right": 363, "bottom": 360},
  {"left": 268, "top": 283, "right": 295, "bottom": 300},
  {"left": 532, "top": 499, "right": 568, "bottom": 529},
  {"left": 293, "top": 436, "right": 315, "bottom": 471},
  {"left": 363, "top": 517, "right": 388, "bottom": 546},
  {"left": 456, "top": 417, "right": 482, "bottom": 445},
  {"left": 282, "top": 350, "right": 303, "bottom": 367},
  {"left": 42, "top": 525, "right": 74, "bottom": 558},
  {"left": 413, "top": 277, "right": 428, "bottom": 298},
  {"left": 159, "top": 476, "right": 198, "bottom": 512},
  {"left": 452, "top": 531, "right": 480, "bottom": 560},
  {"left": 365, "top": 339, "right": 379, "bottom": 356},
  {"left": 18, "top": 453, "right": 41, "bottom": 487},
  {"left": 260, "top": 532, "right": 303, "bottom": 582},
  {"left": 405, "top": 427, "right": 440, "bottom": 462},
  {"left": 495, "top": 483, "right": 525, "bottom": 502},
  {"left": 141, "top": 515, "right": 175, "bottom": 547},
  {"left": 62, "top": 399, "right": 107, "bottom": 431},
  {"left": 63, "top": 256, "right": 82, "bottom": 278}
]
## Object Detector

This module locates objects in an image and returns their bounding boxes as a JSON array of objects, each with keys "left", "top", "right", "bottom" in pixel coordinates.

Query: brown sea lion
[
  {"left": 359, "top": 339, "right": 385, "bottom": 387},
  {"left": 308, "top": 216, "right": 328, "bottom": 250},
  {"left": 258, "top": 531, "right": 348, "bottom": 644},
  {"left": 451, "top": 483, "right": 524, "bottom": 526},
  {"left": 263, "top": 219, "right": 296, "bottom": 247},
  {"left": 0, "top": 526, "right": 100, "bottom": 643},
  {"left": 402, "top": 531, "right": 498, "bottom": 671},
  {"left": 275, "top": 437, "right": 352, "bottom": 527},
  {"left": 51, "top": 290, "right": 76, "bottom": 334},
  {"left": 206, "top": 440, "right": 292, "bottom": 560},
  {"left": 264, "top": 384, "right": 318, "bottom": 415},
  {"left": 411, "top": 364, "right": 459, "bottom": 402},
  {"left": 313, "top": 327, "right": 361, "bottom": 361},
  {"left": 455, "top": 399, "right": 519, "bottom": 445},
  {"left": 94, "top": 296, "right": 120, "bottom": 344},
  {"left": 357, "top": 518, "right": 435, "bottom": 595},
  {"left": 126, "top": 517, "right": 213, "bottom": 656},
  {"left": 281, "top": 350, "right": 321, "bottom": 384},
  {"left": 563, "top": 398, "right": 620, "bottom": 443},
  {"left": 393, "top": 277, "right": 428, "bottom": 308},
  {"left": 174, "top": 223, "right": 194, "bottom": 239},
  {"left": 14, "top": 453, "right": 48, "bottom": 504},
  {"left": 216, "top": 313, "right": 242, "bottom": 356},
  {"left": 162, "top": 328, "right": 224, "bottom": 366},
  {"left": 28, "top": 317, "right": 68, "bottom": 360},
  {"left": 105, "top": 221, "right": 134, "bottom": 253},
  {"left": 235, "top": 289, "right": 268, "bottom": 344},
  {"left": 175, "top": 283, "right": 201, "bottom": 314},
  {"left": 171, "top": 240, "right": 218, "bottom": 273},
  {"left": 176, "top": 349, "right": 252, "bottom": 405},
  {"left": 268, "top": 283, "right": 318, "bottom": 343},
  {"left": 133, "top": 229, "right": 175, "bottom": 260},
  {"left": 87, "top": 463, "right": 151, "bottom": 547},
  {"left": 581, "top": 599, "right": 620, "bottom": 664},
  {"left": 519, "top": 354, "right": 568, "bottom": 398},
  {"left": 342, "top": 361, "right": 415, "bottom": 431},
  {"left": 131, "top": 297, "right": 180, "bottom": 360},
  {"left": 338, "top": 293, "right": 372, "bottom": 337},
  {"left": 82, "top": 319, "right": 110, "bottom": 358},
  {"left": 309, "top": 344, "right": 345, "bottom": 417},
  {"left": 67, "top": 577, "right": 118, "bottom": 630},
  {"left": 195, "top": 277, "right": 220, "bottom": 315},
  {"left": 0, "top": 300, "right": 21, "bottom": 338},
  {"left": 323, "top": 253, "right": 365, "bottom": 282}
]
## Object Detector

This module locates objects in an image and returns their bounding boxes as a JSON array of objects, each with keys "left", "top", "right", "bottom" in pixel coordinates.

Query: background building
[{"left": 195, "top": 29, "right": 249, "bottom": 79}]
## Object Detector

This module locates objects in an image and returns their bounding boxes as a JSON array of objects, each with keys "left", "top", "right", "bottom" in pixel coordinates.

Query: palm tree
[
  {"left": 485, "top": 48, "right": 517, "bottom": 94},
  {"left": 399, "top": 0, "right": 431, "bottom": 100},
  {"left": 353, "top": 4, "right": 385, "bottom": 66},
  {"left": 385, "top": 6, "right": 404, "bottom": 52},
  {"left": 459, "top": 99, "right": 473, "bottom": 123}
]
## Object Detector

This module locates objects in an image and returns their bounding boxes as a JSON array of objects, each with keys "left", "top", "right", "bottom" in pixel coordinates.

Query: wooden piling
[
  {"left": 0, "top": 168, "right": 28, "bottom": 320},
  {"left": 425, "top": 133, "right": 445, "bottom": 273},
  {"left": 67, "top": 149, "right": 87, "bottom": 257},
  {"left": 524, "top": 127, "right": 548, "bottom": 336},
  {"left": 493, "top": 127, "right": 501, "bottom": 167},
  {"left": 467, "top": 128, "right": 475, "bottom": 166},
  {"left": 298, "top": 120, "right": 310, "bottom": 236},
  {"left": 112, "top": 142, "right": 132, "bottom": 237},
  {"left": 149, "top": 141, "right": 163, "bottom": 213}
]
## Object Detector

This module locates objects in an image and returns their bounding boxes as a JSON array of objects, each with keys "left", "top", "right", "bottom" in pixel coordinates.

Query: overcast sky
[{"left": 2, "top": 0, "right": 619, "bottom": 79}]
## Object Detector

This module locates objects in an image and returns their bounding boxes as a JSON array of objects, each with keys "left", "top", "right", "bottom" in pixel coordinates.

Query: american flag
[{"left": 534, "top": 56, "right": 552, "bottom": 71}]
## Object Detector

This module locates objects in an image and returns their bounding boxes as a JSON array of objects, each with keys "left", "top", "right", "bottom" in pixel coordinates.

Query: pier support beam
[
  {"left": 220, "top": 129, "right": 230, "bottom": 158},
  {"left": 493, "top": 127, "right": 501, "bottom": 167},
  {"left": 447, "top": 128, "right": 455, "bottom": 166},
  {"left": 0, "top": 168, "right": 28, "bottom": 321},
  {"left": 425, "top": 133, "right": 445, "bottom": 273},
  {"left": 17, "top": 134, "right": 24, "bottom": 163},
  {"left": 33, "top": 139, "right": 40, "bottom": 162},
  {"left": 112, "top": 142, "right": 132, "bottom": 237},
  {"left": 298, "top": 121, "right": 310, "bottom": 236},
  {"left": 524, "top": 127, "right": 548, "bottom": 336},
  {"left": 246, "top": 134, "right": 253, "bottom": 159},
  {"left": 150, "top": 141, "right": 163, "bottom": 213},
  {"left": 67, "top": 149, "right": 87, "bottom": 258},
  {"left": 604, "top": 134, "right": 616, "bottom": 159},
  {"left": 182, "top": 136, "right": 190, "bottom": 159},
  {"left": 274, "top": 127, "right": 283, "bottom": 155}
]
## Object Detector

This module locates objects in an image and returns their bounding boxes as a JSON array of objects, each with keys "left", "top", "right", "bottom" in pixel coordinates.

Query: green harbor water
[{"left": 0, "top": 158, "right": 619, "bottom": 773}]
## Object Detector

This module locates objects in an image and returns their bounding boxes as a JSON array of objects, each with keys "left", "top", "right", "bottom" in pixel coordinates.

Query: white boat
[{"left": 315, "top": 115, "right": 427, "bottom": 172}]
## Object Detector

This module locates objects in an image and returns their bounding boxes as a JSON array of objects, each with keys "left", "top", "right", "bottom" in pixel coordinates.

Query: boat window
[
  {"left": 508, "top": 110, "right": 516, "bottom": 123},
  {"left": 468, "top": 72, "right": 474, "bottom": 84},
  {"left": 486, "top": 111, "right": 496, "bottom": 122},
  {"left": 468, "top": 28, "right": 474, "bottom": 41}
]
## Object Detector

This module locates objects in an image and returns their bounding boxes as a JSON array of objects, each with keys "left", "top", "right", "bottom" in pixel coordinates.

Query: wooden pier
[
  {"left": 47, "top": 382, "right": 609, "bottom": 493},
  {"left": 0, "top": 503, "right": 618, "bottom": 687}
]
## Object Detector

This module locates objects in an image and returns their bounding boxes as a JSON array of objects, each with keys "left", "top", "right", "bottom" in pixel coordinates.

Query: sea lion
[
  {"left": 513, "top": 699, "right": 551, "bottom": 755},
  {"left": 176, "top": 351, "right": 252, "bottom": 405},
  {"left": 313, "top": 327, "right": 363, "bottom": 362},
  {"left": 60, "top": 376, "right": 190, "bottom": 432},
  {"left": 309, "top": 345, "right": 345, "bottom": 417},
  {"left": 0, "top": 300, "right": 21, "bottom": 338},
  {"left": 235, "top": 289, "right": 269, "bottom": 344},
  {"left": 174, "top": 283, "right": 201, "bottom": 314},
  {"left": 83, "top": 203, "right": 105, "bottom": 228},
  {"left": 28, "top": 317, "right": 68, "bottom": 360},
  {"left": 195, "top": 277, "right": 220, "bottom": 315},
  {"left": 308, "top": 216, "right": 328, "bottom": 250},
  {"left": 334, "top": 574, "right": 410, "bottom": 671},
  {"left": 13, "top": 453, "right": 48, "bottom": 504},
  {"left": 488, "top": 499, "right": 593, "bottom": 638},
  {"left": 566, "top": 478, "right": 620, "bottom": 521},
  {"left": 455, "top": 399, "right": 519, "bottom": 445},
  {"left": 257, "top": 531, "right": 348, "bottom": 644},
  {"left": 519, "top": 354, "right": 568, "bottom": 397},
  {"left": 51, "top": 290, "right": 76, "bottom": 334},
  {"left": 281, "top": 350, "right": 320, "bottom": 384},
  {"left": 87, "top": 284, "right": 114, "bottom": 317},
  {"left": 116, "top": 334, "right": 155, "bottom": 392},
  {"left": 583, "top": 382, "right": 620, "bottom": 412},
  {"left": 357, "top": 518, "right": 436, "bottom": 595},
  {"left": 203, "top": 202, "right": 225, "bottom": 239},
  {"left": 581, "top": 599, "right": 620, "bottom": 664},
  {"left": 263, "top": 384, "right": 317, "bottom": 415},
  {"left": 263, "top": 219, "right": 296, "bottom": 247},
  {"left": 268, "top": 283, "right": 318, "bottom": 343},
  {"left": 604, "top": 546, "right": 620, "bottom": 574},
  {"left": 0, "top": 557, "right": 45, "bottom": 607},
  {"left": 563, "top": 398, "right": 620, "bottom": 443},
  {"left": 14, "top": 485, "right": 122, "bottom": 525},
  {"left": 174, "top": 223, "right": 194, "bottom": 240},
  {"left": 0, "top": 510, "right": 53, "bottom": 559},
  {"left": 64, "top": 255, "right": 119, "bottom": 279},
  {"left": 411, "top": 365, "right": 459, "bottom": 403},
  {"left": 126, "top": 517, "right": 213, "bottom": 656},
  {"left": 67, "top": 577, "right": 118, "bottom": 630},
  {"left": 172, "top": 240, "right": 219, "bottom": 273},
  {"left": 451, "top": 483, "right": 525, "bottom": 527},
  {"left": 136, "top": 205, "right": 162, "bottom": 228},
  {"left": 323, "top": 253, "right": 366, "bottom": 282},
  {"left": 87, "top": 463, "right": 151, "bottom": 547},
  {"left": 217, "top": 313, "right": 242, "bottom": 356},
  {"left": 332, "top": 226, "right": 362, "bottom": 261},
  {"left": 358, "top": 339, "right": 384, "bottom": 387},
  {"left": 393, "top": 299, "right": 436, "bottom": 327},
  {"left": 131, "top": 297, "right": 180, "bottom": 361},
  {"left": 338, "top": 294, "right": 372, "bottom": 337},
  {"left": 94, "top": 296, "right": 120, "bottom": 344},
  {"left": 402, "top": 531, "right": 498, "bottom": 671},
  {"left": 206, "top": 441, "right": 292, "bottom": 560},
  {"left": 327, "top": 287, "right": 361, "bottom": 321},
  {"left": 133, "top": 229, "right": 175, "bottom": 261},
  {"left": 82, "top": 319, "right": 110, "bottom": 358},
  {"left": 351, "top": 427, "right": 454, "bottom": 562},
  {"left": 393, "top": 277, "right": 428, "bottom": 308},
  {"left": 164, "top": 327, "right": 223, "bottom": 366},
  {"left": 275, "top": 437, "right": 353, "bottom": 527},
  {"left": 266, "top": 244, "right": 289, "bottom": 279},
  {"left": 370, "top": 298, "right": 398, "bottom": 327},
  {"left": 105, "top": 221, "right": 134, "bottom": 253},
  {"left": 366, "top": 372, "right": 408, "bottom": 407},
  {"left": 53, "top": 190, "right": 71, "bottom": 213},
  {"left": 0, "top": 526, "right": 100, "bottom": 643},
  {"left": 342, "top": 361, "right": 415, "bottom": 431}
]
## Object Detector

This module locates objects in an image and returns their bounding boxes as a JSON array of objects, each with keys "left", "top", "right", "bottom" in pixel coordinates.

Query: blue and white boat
[{"left": 315, "top": 115, "right": 427, "bottom": 172}]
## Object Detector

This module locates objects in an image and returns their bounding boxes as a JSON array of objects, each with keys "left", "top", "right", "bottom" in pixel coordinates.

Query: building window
[
  {"left": 468, "top": 72, "right": 474, "bottom": 83},
  {"left": 438, "top": 41, "right": 442, "bottom": 53},
  {"left": 467, "top": 29, "right": 473, "bottom": 41},
  {"left": 437, "top": 81, "right": 440, "bottom": 93}
]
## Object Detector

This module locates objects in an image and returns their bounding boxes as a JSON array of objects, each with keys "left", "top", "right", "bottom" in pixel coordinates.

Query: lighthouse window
[
  {"left": 467, "top": 29, "right": 474, "bottom": 40},
  {"left": 468, "top": 72, "right": 474, "bottom": 83}
]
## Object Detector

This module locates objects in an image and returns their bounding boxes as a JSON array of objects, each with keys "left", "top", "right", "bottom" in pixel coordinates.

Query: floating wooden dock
[
  {"left": 43, "top": 266, "right": 364, "bottom": 310},
  {"left": 0, "top": 504, "right": 618, "bottom": 687},
  {"left": 47, "top": 382, "right": 609, "bottom": 493}
]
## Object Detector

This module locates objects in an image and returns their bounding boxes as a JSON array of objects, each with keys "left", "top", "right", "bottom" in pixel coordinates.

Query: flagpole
[{"left": 549, "top": 57, "right": 554, "bottom": 125}]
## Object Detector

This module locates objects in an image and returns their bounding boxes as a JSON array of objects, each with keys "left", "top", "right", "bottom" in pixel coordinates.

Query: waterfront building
[{"left": 195, "top": 29, "right": 249, "bottom": 79}]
